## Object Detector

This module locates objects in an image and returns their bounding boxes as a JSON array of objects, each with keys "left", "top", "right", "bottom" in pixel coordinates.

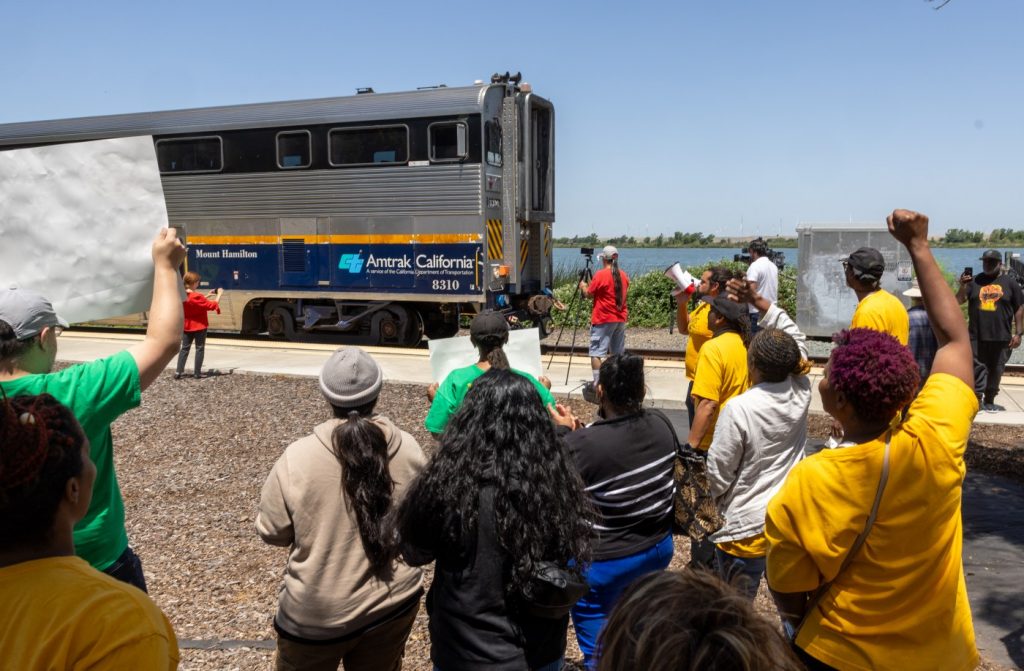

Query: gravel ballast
[{"left": 108, "top": 368, "right": 1018, "bottom": 670}]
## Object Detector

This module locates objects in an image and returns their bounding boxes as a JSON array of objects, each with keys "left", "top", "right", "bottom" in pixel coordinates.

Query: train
[{"left": 0, "top": 72, "right": 557, "bottom": 345}]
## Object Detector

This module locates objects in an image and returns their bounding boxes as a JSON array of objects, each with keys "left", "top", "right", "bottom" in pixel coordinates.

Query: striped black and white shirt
[{"left": 563, "top": 410, "right": 677, "bottom": 561}]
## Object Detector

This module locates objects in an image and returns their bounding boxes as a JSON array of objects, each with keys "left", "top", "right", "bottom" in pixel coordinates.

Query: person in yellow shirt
[
  {"left": 766, "top": 209, "right": 978, "bottom": 671},
  {"left": 686, "top": 294, "right": 751, "bottom": 569},
  {"left": 843, "top": 246, "right": 910, "bottom": 345},
  {"left": 0, "top": 394, "right": 178, "bottom": 670},
  {"left": 676, "top": 267, "right": 733, "bottom": 427}
]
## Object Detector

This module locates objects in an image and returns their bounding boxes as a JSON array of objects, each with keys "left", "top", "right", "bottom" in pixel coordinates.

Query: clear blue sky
[{"left": 2, "top": 0, "right": 1021, "bottom": 238}]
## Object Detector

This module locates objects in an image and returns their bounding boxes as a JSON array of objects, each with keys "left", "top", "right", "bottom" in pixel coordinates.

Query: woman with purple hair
[{"left": 765, "top": 210, "right": 978, "bottom": 671}]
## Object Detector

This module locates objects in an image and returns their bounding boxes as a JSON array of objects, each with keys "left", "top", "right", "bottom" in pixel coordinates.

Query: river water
[{"left": 554, "top": 246, "right": 1024, "bottom": 277}]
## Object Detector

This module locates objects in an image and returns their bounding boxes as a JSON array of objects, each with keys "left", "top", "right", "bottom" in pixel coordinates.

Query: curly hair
[
  {"left": 329, "top": 398, "right": 398, "bottom": 582},
  {"left": 0, "top": 393, "right": 86, "bottom": 546},
  {"left": 748, "top": 328, "right": 810, "bottom": 383},
  {"left": 397, "top": 369, "right": 593, "bottom": 597},
  {"left": 597, "top": 570, "right": 803, "bottom": 671},
  {"left": 599, "top": 353, "right": 645, "bottom": 413},
  {"left": 829, "top": 328, "right": 919, "bottom": 424}
]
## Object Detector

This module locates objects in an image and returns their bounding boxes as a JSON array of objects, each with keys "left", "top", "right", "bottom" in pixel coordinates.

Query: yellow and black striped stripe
[
  {"left": 519, "top": 238, "right": 529, "bottom": 273},
  {"left": 543, "top": 224, "right": 552, "bottom": 260},
  {"left": 487, "top": 219, "right": 504, "bottom": 260}
]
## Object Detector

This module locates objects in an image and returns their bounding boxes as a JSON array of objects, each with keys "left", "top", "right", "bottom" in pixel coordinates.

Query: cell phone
[{"left": 964, "top": 267, "right": 973, "bottom": 278}]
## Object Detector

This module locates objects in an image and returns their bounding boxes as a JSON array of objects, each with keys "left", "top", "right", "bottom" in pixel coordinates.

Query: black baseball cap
[
  {"left": 842, "top": 247, "right": 886, "bottom": 281},
  {"left": 980, "top": 249, "right": 1002, "bottom": 261},
  {"left": 702, "top": 295, "right": 747, "bottom": 322},
  {"left": 470, "top": 310, "right": 509, "bottom": 340}
]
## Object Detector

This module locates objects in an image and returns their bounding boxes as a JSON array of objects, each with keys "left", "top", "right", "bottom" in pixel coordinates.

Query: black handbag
[{"left": 518, "top": 561, "right": 590, "bottom": 619}]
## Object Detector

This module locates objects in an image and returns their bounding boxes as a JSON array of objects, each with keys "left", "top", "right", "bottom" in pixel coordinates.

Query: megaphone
[{"left": 665, "top": 263, "right": 698, "bottom": 297}]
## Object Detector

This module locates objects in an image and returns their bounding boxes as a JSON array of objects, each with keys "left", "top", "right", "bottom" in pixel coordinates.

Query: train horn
[{"left": 665, "top": 262, "right": 697, "bottom": 297}]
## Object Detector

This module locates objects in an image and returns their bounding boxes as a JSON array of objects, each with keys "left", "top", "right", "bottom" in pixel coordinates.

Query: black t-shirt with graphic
[{"left": 967, "top": 273, "right": 1024, "bottom": 342}]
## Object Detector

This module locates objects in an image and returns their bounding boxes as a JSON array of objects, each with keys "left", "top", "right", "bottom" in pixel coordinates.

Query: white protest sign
[
  {"left": 0, "top": 136, "right": 168, "bottom": 323},
  {"left": 428, "top": 327, "right": 544, "bottom": 382}
]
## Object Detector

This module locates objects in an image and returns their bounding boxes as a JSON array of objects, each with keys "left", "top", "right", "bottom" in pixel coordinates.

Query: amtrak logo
[{"left": 338, "top": 253, "right": 365, "bottom": 273}]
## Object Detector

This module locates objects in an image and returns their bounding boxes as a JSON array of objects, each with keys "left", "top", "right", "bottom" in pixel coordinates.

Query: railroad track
[{"left": 68, "top": 325, "right": 1024, "bottom": 375}]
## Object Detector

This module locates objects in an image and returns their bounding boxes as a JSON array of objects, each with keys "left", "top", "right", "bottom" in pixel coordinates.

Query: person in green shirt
[
  {"left": 0, "top": 228, "right": 186, "bottom": 590},
  {"left": 425, "top": 311, "right": 555, "bottom": 436}
]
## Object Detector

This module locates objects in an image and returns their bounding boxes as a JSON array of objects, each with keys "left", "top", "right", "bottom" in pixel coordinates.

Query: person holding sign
[
  {"left": 425, "top": 311, "right": 554, "bottom": 436},
  {"left": 0, "top": 228, "right": 186, "bottom": 589}
]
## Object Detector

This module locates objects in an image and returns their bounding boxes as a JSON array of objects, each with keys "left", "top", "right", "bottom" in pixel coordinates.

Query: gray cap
[
  {"left": 319, "top": 347, "right": 383, "bottom": 407},
  {"left": 0, "top": 286, "right": 70, "bottom": 339}
]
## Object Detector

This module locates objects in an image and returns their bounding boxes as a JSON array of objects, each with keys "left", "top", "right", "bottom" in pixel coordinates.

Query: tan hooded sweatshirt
[{"left": 257, "top": 415, "right": 426, "bottom": 640}]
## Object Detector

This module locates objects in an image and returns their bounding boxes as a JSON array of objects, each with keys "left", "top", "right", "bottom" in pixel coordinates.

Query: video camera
[{"left": 734, "top": 237, "right": 786, "bottom": 271}]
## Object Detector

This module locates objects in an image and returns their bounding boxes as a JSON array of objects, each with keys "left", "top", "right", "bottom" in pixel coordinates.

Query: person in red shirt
[
  {"left": 175, "top": 272, "right": 222, "bottom": 380},
  {"left": 579, "top": 246, "right": 630, "bottom": 402}
]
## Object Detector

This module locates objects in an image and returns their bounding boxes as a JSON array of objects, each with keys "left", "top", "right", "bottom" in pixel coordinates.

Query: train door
[
  {"left": 520, "top": 94, "right": 555, "bottom": 292},
  {"left": 279, "top": 218, "right": 319, "bottom": 287}
]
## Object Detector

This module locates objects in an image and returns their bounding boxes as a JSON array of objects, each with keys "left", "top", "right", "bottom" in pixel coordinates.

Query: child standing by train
[{"left": 175, "top": 272, "right": 222, "bottom": 380}]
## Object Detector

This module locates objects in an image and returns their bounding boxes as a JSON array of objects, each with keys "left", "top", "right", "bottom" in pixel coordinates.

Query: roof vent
[{"left": 356, "top": 87, "right": 375, "bottom": 95}]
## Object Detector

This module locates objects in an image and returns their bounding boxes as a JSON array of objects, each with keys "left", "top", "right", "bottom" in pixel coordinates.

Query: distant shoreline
[{"left": 554, "top": 240, "right": 1006, "bottom": 250}]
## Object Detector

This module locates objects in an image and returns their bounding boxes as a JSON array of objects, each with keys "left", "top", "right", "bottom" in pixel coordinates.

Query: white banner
[
  {"left": 0, "top": 136, "right": 168, "bottom": 323},
  {"left": 428, "top": 327, "right": 544, "bottom": 382}
]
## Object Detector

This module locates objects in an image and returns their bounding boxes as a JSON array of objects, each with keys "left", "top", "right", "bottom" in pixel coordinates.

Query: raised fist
[{"left": 887, "top": 209, "right": 929, "bottom": 247}]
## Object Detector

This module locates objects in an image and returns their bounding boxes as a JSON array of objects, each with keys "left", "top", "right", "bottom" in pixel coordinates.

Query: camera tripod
[{"left": 547, "top": 252, "right": 594, "bottom": 385}]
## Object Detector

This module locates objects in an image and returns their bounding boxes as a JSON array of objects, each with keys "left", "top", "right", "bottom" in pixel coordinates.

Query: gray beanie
[{"left": 319, "top": 347, "right": 383, "bottom": 407}]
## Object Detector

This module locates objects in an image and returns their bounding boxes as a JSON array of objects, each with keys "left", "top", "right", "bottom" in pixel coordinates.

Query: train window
[
  {"left": 428, "top": 121, "right": 467, "bottom": 162},
  {"left": 328, "top": 125, "right": 408, "bottom": 166},
  {"left": 156, "top": 136, "right": 223, "bottom": 173},
  {"left": 485, "top": 120, "right": 502, "bottom": 167},
  {"left": 276, "top": 130, "right": 311, "bottom": 169}
]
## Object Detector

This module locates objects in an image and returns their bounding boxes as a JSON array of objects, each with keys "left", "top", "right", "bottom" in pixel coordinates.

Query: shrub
[{"left": 550, "top": 260, "right": 797, "bottom": 329}]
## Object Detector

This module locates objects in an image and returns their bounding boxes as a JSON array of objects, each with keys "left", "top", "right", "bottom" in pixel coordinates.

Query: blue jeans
[
  {"left": 571, "top": 534, "right": 674, "bottom": 669},
  {"left": 713, "top": 547, "right": 765, "bottom": 600},
  {"left": 102, "top": 546, "right": 148, "bottom": 592}
]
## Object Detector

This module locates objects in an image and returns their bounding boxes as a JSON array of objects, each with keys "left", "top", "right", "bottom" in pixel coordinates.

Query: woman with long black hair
[
  {"left": 258, "top": 347, "right": 426, "bottom": 671},
  {"left": 579, "top": 246, "right": 630, "bottom": 402},
  {"left": 399, "top": 369, "right": 593, "bottom": 671}
]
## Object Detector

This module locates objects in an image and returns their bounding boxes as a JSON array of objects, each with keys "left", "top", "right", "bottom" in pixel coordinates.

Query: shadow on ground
[{"left": 962, "top": 471, "right": 1024, "bottom": 669}]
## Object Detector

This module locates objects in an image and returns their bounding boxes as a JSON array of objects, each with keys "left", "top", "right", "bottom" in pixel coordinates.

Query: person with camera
[
  {"left": 744, "top": 239, "right": 778, "bottom": 336},
  {"left": 956, "top": 250, "right": 1024, "bottom": 412},
  {"left": 175, "top": 271, "right": 222, "bottom": 380},
  {"left": 579, "top": 246, "right": 629, "bottom": 403},
  {"left": 766, "top": 209, "right": 978, "bottom": 671}
]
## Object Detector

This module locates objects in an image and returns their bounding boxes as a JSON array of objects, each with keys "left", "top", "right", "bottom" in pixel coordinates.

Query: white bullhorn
[{"left": 665, "top": 263, "right": 697, "bottom": 297}]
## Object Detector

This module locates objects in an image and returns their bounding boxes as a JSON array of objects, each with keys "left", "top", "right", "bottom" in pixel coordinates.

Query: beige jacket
[{"left": 257, "top": 415, "right": 426, "bottom": 640}]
